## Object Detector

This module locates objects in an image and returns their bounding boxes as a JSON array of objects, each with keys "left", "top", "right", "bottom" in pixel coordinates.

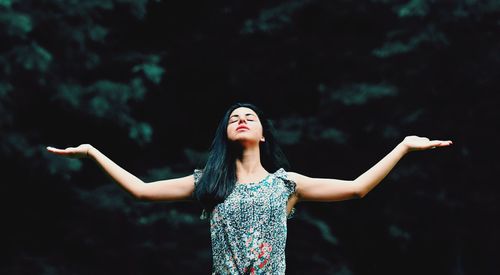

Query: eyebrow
[{"left": 229, "top": 113, "right": 256, "bottom": 119}]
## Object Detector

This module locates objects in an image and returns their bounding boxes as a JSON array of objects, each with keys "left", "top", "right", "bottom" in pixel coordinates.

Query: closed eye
[{"left": 229, "top": 113, "right": 257, "bottom": 123}]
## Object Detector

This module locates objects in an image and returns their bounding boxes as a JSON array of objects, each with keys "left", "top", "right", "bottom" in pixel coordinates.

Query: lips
[{"left": 236, "top": 125, "right": 249, "bottom": 131}]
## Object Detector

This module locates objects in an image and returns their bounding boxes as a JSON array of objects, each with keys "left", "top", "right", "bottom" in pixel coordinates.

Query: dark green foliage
[
  {"left": 1, "top": 0, "right": 498, "bottom": 274},
  {"left": 0, "top": 0, "right": 163, "bottom": 174},
  {"left": 241, "top": 0, "right": 311, "bottom": 34}
]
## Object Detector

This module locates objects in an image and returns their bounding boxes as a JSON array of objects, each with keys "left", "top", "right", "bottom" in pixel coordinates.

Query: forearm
[
  {"left": 354, "top": 143, "right": 408, "bottom": 197},
  {"left": 87, "top": 146, "right": 144, "bottom": 198}
]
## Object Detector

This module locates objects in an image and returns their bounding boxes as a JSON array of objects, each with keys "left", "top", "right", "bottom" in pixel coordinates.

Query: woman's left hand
[{"left": 400, "top": 135, "right": 453, "bottom": 153}]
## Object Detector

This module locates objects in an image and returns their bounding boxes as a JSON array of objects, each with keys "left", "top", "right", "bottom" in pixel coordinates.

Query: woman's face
[{"left": 226, "top": 107, "right": 265, "bottom": 145}]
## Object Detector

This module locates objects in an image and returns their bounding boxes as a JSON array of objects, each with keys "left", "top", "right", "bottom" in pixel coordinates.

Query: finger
[
  {"left": 429, "top": 140, "right": 442, "bottom": 147},
  {"left": 435, "top": 140, "right": 453, "bottom": 146},
  {"left": 46, "top": 146, "right": 71, "bottom": 154},
  {"left": 429, "top": 140, "right": 453, "bottom": 149},
  {"left": 46, "top": 146, "right": 62, "bottom": 152}
]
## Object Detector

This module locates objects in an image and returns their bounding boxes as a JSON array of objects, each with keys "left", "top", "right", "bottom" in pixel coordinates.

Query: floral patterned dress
[{"left": 193, "top": 168, "right": 297, "bottom": 275}]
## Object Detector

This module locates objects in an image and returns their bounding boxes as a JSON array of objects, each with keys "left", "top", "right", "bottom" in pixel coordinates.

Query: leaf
[
  {"left": 373, "top": 25, "right": 449, "bottom": 58},
  {"left": 129, "top": 122, "right": 153, "bottom": 145},
  {"left": 130, "top": 78, "right": 147, "bottom": 100},
  {"left": 132, "top": 57, "right": 165, "bottom": 84},
  {"left": 0, "top": 0, "right": 12, "bottom": 8},
  {"left": 388, "top": 224, "right": 411, "bottom": 240},
  {"left": 241, "top": 0, "right": 310, "bottom": 34},
  {"left": 0, "top": 82, "right": 13, "bottom": 97},
  {"left": 14, "top": 43, "right": 52, "bottom": 72},
  {"left": 330, "top": 83, "right": 398, "bottom": 106},
  {"left": 0, "top": 11, "right": 32, "bottom": 36},
  {"left": 54, "top": 83, "right": 84, "bottom": 108},
  {"left": 89, "top": 96, "right": 111, "bottom": 117},
  {"left": 133, "top": 63, "right": 165, "bottom": 84},
  {"left": 395, "top": 0, "right": 429, "bottom": 17},
  {"left": 319, "top": 128, "right": 348, "bottom": 144},
  {"left": 88, "top": 24, "right": 108, "bottom": 42}
]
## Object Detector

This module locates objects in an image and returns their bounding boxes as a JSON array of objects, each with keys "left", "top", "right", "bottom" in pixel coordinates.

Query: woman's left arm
[{"left": 289, "top": 135, "right": 453, "bottom": 202}]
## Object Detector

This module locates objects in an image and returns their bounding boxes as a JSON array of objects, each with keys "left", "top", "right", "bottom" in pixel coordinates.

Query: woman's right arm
[{"left": 46, "top": 144, "right": 196, "bottom": 202}]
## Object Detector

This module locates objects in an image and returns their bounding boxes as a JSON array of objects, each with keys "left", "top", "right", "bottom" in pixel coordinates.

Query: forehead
[{"left": 229, "top": 107, "right": 257, "bottom": 117}]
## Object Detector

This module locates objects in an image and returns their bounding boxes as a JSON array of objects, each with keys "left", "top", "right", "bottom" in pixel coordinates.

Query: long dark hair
[{"left": 193, "top": 102, "right": 290, "bottom": 213}]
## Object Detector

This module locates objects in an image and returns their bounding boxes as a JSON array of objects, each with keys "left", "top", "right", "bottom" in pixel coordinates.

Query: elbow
[
  {"left": 134, "top": 192, "right": 147, "bottom": 201},
  {"left": 352, "top": 182, "right": 367, "bottom": 199},
  {"left": 355, "top": 190, "right": 367, "bottom": 199},
  {"left": 133, "top": 186, "right": 149, "bottom": 202},
  {"left": 351, "top": 189, "right": 364, "bottom": 199}
]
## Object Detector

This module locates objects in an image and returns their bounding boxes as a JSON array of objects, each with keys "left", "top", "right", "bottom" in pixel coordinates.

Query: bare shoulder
[
  {"left": 285, "top": 171, "right": 307, "bottom": 201},
  {"left": 287, "top": 171, "right": 301, "bottom": 181},
  {"left": 286, "top": 171, "right": 310, "bottom": 186}
]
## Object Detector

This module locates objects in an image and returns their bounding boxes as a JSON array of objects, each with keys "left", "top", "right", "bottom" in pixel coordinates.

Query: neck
[{"left": 234, "top": 144, "right": 266, "bottom": 176}]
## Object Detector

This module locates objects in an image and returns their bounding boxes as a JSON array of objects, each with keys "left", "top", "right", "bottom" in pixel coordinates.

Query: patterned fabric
[{"left": 193, "top": 168, "right": 297, "bottom": 275}]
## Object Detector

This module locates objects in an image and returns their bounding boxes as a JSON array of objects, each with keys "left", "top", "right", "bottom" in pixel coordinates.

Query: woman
[{"left": 46, "top": 102, "right": 452, "bottom": 274}]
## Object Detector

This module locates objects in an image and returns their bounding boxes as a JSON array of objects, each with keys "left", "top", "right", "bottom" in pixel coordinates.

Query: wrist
[
  {"left": 86, "top": 145, "right": 96, "bottom": 158},
  {"left": 396, "top": 142, "right": 410, "bottom": 155}
]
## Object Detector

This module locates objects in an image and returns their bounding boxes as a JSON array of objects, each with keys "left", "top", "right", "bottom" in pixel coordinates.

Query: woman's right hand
[{"left": 46, "top": 144, "right": 93, "bottom": 159}]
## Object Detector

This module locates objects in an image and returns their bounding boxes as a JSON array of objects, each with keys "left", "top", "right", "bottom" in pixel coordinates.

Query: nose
[{"left": 237, "top": 117, "right": 247, "bottom": 124}]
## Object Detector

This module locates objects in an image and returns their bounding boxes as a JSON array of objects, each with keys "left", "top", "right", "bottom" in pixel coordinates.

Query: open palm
[
  {"left": 46, "top": 144, "right": 92, "bottom": 158},
  {"left": 401, "top": 135, "right": 453, "bottom": 152}
]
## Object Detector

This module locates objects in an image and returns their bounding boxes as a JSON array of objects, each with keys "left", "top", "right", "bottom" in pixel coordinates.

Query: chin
[{"left": 230, "top": 138, "right": 260, "bottom": 145}]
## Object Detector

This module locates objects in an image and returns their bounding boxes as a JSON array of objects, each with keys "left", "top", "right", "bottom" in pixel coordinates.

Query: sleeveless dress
[{"left": 193, "top": 168, "right": 297, "bottom": 275}]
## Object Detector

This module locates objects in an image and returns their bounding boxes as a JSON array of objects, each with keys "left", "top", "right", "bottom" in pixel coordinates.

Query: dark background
[{"left": 1, "top": 0, "right": 498, "bottom": 274}]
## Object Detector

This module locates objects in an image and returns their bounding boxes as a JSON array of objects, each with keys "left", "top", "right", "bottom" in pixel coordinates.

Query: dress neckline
[{"left": 236, "top": 172, "right": 272, "bottom": 186}]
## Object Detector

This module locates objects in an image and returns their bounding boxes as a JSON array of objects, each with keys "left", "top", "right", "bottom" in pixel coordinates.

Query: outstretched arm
[
  {"left": 46, "top": 144, "right": 195, "bottom": 201},
  {"left": 289, "top": 135, "right": 453, "bottom": 202}
]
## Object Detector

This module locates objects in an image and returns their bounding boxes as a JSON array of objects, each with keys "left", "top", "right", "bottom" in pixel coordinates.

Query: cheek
[
  {"left": 227, "top": 124, "right": 238, "bottom": 138},
  {"left": 256, "top": 123, "right": 263, "bottom": 134}
]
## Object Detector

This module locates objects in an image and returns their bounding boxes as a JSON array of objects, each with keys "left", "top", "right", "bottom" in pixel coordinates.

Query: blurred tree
[
  {"left": 0, "top": 0, "right": 164, "bottom": 177},
  {"left": 1, "top": 0, "right": 498, "bottom": 274}
]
